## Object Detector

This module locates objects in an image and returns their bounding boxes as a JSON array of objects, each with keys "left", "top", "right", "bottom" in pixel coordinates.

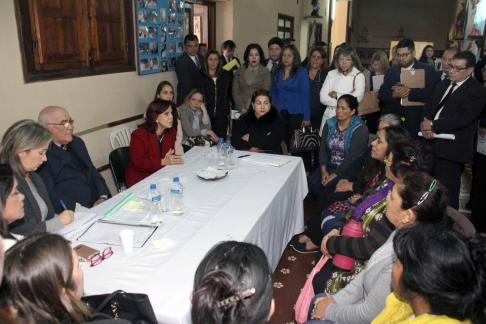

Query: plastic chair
[
  {"left": 110, "top": 126, "right": 136, "bottom": 149},
  {"left": 109, "top": 147, "right": 131, "bottom": 193}
]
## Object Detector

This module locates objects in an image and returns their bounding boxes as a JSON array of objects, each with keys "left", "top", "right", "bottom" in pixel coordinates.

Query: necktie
[
  {"left": 195, "top": 56, "right": 201, "bottom": 69},
  {"left": 434, "top": 82, "right": 457, "bottom": 116},
  {"left": 271, "top": 62, "right": 277, "bottom": 74}
]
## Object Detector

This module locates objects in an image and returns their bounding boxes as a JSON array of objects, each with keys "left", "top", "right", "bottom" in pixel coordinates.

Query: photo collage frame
[{"left": 137, "top": 0, "right": 185, "bottom": 74}]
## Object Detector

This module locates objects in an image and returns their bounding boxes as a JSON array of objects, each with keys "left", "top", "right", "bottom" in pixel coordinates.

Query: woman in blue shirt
[{"left": 271, "top": 45, "right": 310, "bottom": 147}]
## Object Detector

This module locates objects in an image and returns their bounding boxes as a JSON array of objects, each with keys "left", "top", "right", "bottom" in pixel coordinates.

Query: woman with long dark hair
[
  {"left": 191, "top": 49, "right": 232, "bottom": 139},
  {"left": 271, "top": 45, "right": 310, "bottom": 146},
  {"left": 373, "top": 224, "right": 485, "bottom": 324},
  {"left": 154, "top": 81, "right": 183, "bottom": 155},
  {"left": 1, "top": 233, "right": 130, "bottom": 324},
  {"left": 418, "top": 45, "right": 436, "bottom": 68}
]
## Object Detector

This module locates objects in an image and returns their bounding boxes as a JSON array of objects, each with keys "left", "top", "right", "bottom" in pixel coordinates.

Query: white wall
[
  {"left": 352, "top": 0, "right": 455, "bottom": 50},
  {"left": 0, "top": 1, "right": 177, "bottom": 194}
]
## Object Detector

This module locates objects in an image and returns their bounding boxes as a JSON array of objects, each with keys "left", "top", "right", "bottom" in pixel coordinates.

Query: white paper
[
  {"left": 418, "top": 132, "right": 455, "bottom": 140},
  {"left": 77, "top": 222, "right": 157, "bottom": 247},
  {"left": 241, "top": 154, "right": 292, "bottom": 167},
  {"left": 372, "top": 75, "right": 384, "bottom": 91},
  {"left": 56, "top": 212, "right": 101, "bottom": 237}
]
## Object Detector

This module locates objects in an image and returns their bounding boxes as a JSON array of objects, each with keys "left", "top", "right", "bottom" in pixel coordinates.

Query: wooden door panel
[
  {"left": 89, "top": 0, "right": 127, "bottom": 66},
  {"left": 30, "top": 0, "right": 87, "bottom": 69}
]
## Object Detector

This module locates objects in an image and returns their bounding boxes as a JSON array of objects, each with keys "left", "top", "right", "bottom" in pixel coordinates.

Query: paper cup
[{"left": 119, "top": 229, "right": 134, "bottom": 254}]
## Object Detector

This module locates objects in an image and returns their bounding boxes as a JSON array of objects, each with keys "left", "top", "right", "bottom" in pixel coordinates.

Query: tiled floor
[
  {"left": 268, "top": 169, "right": 474, "bottom": 324},
  {"left": 269, "top": 196, "right": 316, "bottom": 324}
]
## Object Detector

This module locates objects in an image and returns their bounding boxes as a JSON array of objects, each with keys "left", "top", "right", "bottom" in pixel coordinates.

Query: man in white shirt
[{"left": 175, "top": 34, "right": 204, "bottom": 105}]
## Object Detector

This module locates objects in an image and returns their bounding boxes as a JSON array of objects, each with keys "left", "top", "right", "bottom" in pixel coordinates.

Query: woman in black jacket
[
  {"left": 231, "top": 89, "right": 285, "bottom": 152},
  {"left": 191, "top": 49, "right": 231, "bottom": 139}
]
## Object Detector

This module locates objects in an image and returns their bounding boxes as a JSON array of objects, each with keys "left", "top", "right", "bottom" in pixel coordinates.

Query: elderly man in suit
[
  {"left": 379, "top": 38, "right": 438, "bottom": 139},
  {"left": 421, "top": 51, "right": 486, "bottom": 209},
  {"left": 175, "top": 34, "right": 204, "bottom": 106},
  {"left": 37, "top": 106, "right": 111, "bottom": 213}
]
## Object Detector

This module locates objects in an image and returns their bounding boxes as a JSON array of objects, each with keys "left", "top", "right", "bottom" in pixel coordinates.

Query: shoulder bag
[
  {"left": 82, "top": 290, "right": 157, "bottom": 324},
  {"left": 289, "top": 126, "right": 321, "bottom": 153},
  {"left": 352, "top": 72, "right": 381, "bottom": 116}
]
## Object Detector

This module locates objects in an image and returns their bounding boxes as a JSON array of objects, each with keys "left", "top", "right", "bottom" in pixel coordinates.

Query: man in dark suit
[
  {"left": 264, "top": 37, "right": 284, "bottom": 77},
  {"left": 421, "top": 51, "right": 486, "bottom": 209},
  {"left": 175, "top": 34, "right": 204, "bottom": 106},
  {"left": 379, "top": 38, "right": 438, "bottom": 139},
  {"left": 37, "top": 106, "right": 111, "bottom": 213},
  {"left": 221, "top": 40, "right": 241, "bottom": 73}
]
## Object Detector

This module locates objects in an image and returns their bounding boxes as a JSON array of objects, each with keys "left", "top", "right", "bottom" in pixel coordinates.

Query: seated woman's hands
[
  {"left": 335, "top": 179, "right": 353, "bottom": 192},
  {"left": 58, "top": 210, "right": 74, "bottom": 225},
  {"left": 321, "top": 171, "right": 337, "bottom": 186},
  {"left": 321, "top": 229, "right": 340, "bottom": 258},
  {"left": 162, "top": 149, "right": 184, "bottom": 166},
  {"left": 348, "top": 194, "right": 362, "bottom": 205},
  {"left": 205, "top": 130, "right": 219, "bottom": 142},
  {"left": 311, "top": 293, "right": 337, "bottom": 320}
]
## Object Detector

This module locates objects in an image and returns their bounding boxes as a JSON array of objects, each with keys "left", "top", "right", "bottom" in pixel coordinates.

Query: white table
[{"left": 71, "top": 147, "right": 307, "bottom": 323}]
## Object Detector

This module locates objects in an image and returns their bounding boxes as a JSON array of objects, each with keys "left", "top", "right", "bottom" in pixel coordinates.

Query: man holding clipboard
[
  {"left": 379, "top": 38, "right": 437, "bottom": 139},
  {"left": 420, "top": 51, "right": 486, "bottom": 210}
]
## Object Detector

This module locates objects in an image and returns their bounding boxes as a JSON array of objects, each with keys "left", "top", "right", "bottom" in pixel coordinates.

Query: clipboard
[
  {"left": 223, "top": 59, "right": 240, "bottom": 71},
  {"left": 401, "top": 69, "right": 425, "bottom": 106}
]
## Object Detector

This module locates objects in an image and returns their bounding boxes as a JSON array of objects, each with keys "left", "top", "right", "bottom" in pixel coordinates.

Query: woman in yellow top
[{"left": 373, "top": 224, "right": 485, "bottom": 324}]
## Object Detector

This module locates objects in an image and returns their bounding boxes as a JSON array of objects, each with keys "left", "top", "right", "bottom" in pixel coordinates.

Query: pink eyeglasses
[{"left": 85, "top": 247, "right": 113, "bottom": 267}]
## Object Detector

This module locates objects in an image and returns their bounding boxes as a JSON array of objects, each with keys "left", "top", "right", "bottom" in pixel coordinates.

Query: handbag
[
  {"left": 82, "top": 290, "right": 157, "bottom": 324},
  {"left": 188, "top": 135, "right": 217, "bottom": 147},
  {"left": 289, "top": 126, "right": 320, "bottom": 153},
  {"left": 351, "top": 72, "right": 380, "bottom": 116},
  {"left": 295, "top": 256, "right": 329, "bottom": 324}
]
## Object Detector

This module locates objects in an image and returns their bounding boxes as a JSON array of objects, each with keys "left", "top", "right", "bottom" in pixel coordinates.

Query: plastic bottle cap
[
  {"left": 150, "top": 184, "right": 156, "bottom": 189},
  {"left": 219, "top": 138, "right": 223, "bottom": 142},
  {"left": 226, "top": 141, "right": 231, "bottom": 145},
  {"left": 173, "top": 177, "right": 179, "bottom": 182}
]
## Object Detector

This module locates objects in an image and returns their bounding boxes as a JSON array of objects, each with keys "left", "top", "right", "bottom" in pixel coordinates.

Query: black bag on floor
[{"left": 82, "top": 290, "right": 157, "bottom": 324}]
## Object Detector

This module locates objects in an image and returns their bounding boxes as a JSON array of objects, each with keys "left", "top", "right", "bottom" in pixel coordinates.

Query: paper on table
[
  {"left": 124, "top": 200, "right": 146, "bottom": 212},
  {"left": 56, "top": 212, "right": 101, "bottom": 237},
  {"left": 372, "top": 75, "right": 384, "bottom": 91},
  {"left": 241, "top": 155, "right": 292, "bottom": 167},
  {"left": 418, "top": 132, "right": 455, "bottom": 140},
  {"left": 77, "top": 222, "right": 157, "bottom": 247}
]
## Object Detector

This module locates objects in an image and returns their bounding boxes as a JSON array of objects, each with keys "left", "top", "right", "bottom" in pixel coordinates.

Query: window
[
  {"left": 277, "top": 14, "right": 294, "bottom": 40},
  {"left": 15, "top": 0, "right": 136, "bottom": 83}
]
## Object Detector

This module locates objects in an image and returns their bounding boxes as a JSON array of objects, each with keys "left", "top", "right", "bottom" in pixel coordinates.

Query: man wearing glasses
[
  {"left": 37, "top": 106, "right": 111, "bottom": 213},
  {"left": 420, "top": 51, "right": 486, "bottom": 210},
  {"left": 379, "top": 38, "right": 438, "bottom": 139}
]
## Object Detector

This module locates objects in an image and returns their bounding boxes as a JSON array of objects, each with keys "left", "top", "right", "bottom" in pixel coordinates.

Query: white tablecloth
[{"left": 71, "top": 147, "right": 307, "bottom": 323}]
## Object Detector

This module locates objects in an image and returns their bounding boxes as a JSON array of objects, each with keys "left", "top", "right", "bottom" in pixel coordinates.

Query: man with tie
[
  {"left": 37, "top": 106, "right": 111, "bottom": 213},
  {"left": 264, "top": 37, "right": 284, "bottom": 76},
  {"left": 379, "top": 38, "right": 438, "bottom": 139},
  {"left": 175, "top": 34, "right": 204, "bottom": 105},
  {"left": 421, "top": 51, "right": 486, "bottom": 209}
]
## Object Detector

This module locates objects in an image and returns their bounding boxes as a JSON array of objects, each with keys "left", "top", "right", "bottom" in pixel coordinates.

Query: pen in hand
[{"left": 60, "top": 199, "right": 68, "bottom": 210}]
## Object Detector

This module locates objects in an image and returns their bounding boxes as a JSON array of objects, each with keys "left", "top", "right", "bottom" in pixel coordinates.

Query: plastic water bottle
[
  {"left": 216, "top": 138, "right": 224, "bottom": 154},
  {"left": 225, "top": 141, "right": 234, "bottom": 170},
  {"left": 170, "top": 177, "right": 184, "bottom": 216},
  {"left": 217, "top": 138, "right": 226, "bottom": 167},
  {"left": 148, "top": 184, "right": 162, "bottom": 225},
  {"left": 332, "top": 217, "right": 363, "bottom": 270}
]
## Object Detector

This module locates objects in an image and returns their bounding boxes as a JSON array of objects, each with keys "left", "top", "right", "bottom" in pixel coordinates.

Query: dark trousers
[
  {"left": 280, "top": 110, "right": 303, "bottom": 147},
  {"left": 210, "top": 117, "right": 229, "bottom": 140},
  {"left": 404, "top": 105, "right": 424, "bottom": 140},
  {"left": 305, "top": 189, "right": 354, "bottom": 246},
  {"left": 471, "top": 152, "right": 486, "bottom": 232},
  {"left": 436, "top": 156, "right": 465, "bottom": 210}
]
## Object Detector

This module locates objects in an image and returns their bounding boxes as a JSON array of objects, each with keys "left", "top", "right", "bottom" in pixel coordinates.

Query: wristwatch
[{"left": 99, "top": 195, "right": 108, "bottom": 201}]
